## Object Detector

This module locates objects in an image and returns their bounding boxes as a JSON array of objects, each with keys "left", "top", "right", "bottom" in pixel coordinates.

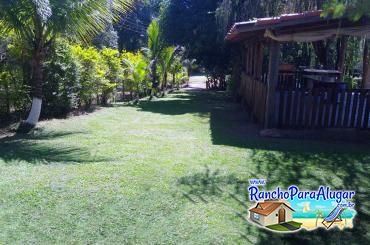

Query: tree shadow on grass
[
  {"left": 130, "top": 90, "right": 233, "bottom": 118},
  {"left": 0, "top": 129, "right": 109, "bottom": 165},
  {"left": 177, "top": 147, "right": 370, "bottom": 244},
  {"left": 136, "top": 89, "right": 369, "bottom": 243},
  {"left": 250, "top": 150, "right": 370, "bottom": 244},
  {"left": 132, "top": 90, "right": 370, "bottom": 154}
]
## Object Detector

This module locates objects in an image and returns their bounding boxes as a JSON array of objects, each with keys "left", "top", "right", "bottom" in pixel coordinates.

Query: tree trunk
[
  {"left": 5, "top": 80, "right": 10, "bottom": 115},
  {"left": 149, "top": 59, "right": 159, "bottom": 99},
  {"left": 172, "top": 72, "right": 176, "bottom": 89},
  {"left": 162, "top": 72, "right": 168, "bottom": 91},
  {"left": 25, "top": 49, "right": 44, "bottom": 126},
  {"left": 122, "top": 81, "right": 125, "bottom": 101},
  {"left": 26, "top": 97, "right": 42, "bottom": 125},
  {"left": 336, "top": 36, "right": 348, "bottom": 81},
  {"left": 313, "top": 41, "right": 328, "bottom": 68},
  {"left": 316, "top": 0, "right": 324, "bottom": 9},
  {"left": 363, "top": 40, "right": 370, "bottom": 88}
]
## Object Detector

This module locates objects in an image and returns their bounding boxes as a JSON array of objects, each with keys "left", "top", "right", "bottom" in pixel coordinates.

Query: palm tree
[
  {"left": 159, "top": 46, "right": 176, "bottom": 92},
  {"left": 169, "top": 59, "right": 183, "bottom": 88},
  {"left": 0, "top": 0, "right": 133, "bottom": 131},
  {"left": 315, "top": 209, "right": 324, "bottom": 227},
  {"left": 142, "top": 19, "right": 164, "bottom": 97},
  {"left": 122, "top": 57, "right": 147, "bottom": 100}
]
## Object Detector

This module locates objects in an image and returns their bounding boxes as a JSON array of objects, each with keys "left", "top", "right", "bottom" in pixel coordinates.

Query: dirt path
[{"left": 186, "top": 75, "right": 207, "bottom": 90}]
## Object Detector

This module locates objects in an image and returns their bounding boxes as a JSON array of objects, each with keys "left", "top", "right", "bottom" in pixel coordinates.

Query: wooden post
[
  {"left": 245, "top": 44, "right": 250, "bottom": 74},
  {"left": 264, "top": 41, "right": 280, "bottom": 128},
  {"left": 337, "top": 36, "right": 348, "bottom": 82},
  {"left": 255, "top": 43, "right": 264, "bottom": 80}
]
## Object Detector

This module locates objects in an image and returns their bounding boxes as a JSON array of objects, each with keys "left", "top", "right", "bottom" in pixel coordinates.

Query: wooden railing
[
  {"left": 278, "top": 71, "right": 304, "bottom": 90},
  {"left": 277, "top": 88, "right": 370, "bottom": 129}
]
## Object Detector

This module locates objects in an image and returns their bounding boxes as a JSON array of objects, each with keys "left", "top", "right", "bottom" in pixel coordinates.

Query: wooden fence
[
  {"left": 277, "top": 88, "right": 370, "bottom": 129},
  {"left": 240, "top": 73, "right": 267, "bottom": 124}
]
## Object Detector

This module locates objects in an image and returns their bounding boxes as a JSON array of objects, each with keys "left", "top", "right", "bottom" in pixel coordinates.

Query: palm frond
[
  {"left": 50, "top": 0, "right": 133, "bottom": 42},
  {"left": 147, "top": 19, "right": 163, "bottom": 59},
  {"left": 0, "top": 0, "right": 134, "bottom": 44}
]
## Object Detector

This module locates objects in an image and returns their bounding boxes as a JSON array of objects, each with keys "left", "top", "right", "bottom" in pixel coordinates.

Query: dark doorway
[{"left": 279, "top": 208, "right": 286, "bottom": 223}]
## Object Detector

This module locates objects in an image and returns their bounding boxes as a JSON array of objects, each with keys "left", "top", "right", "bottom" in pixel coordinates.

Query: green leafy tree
[
  {"left": 0, "top": 33, "right": 30, "bottom": 116},
  {"left": 0, "top": 0, "right": 133, "bottom": 130},
  {"left": 100, "top": 48, "right": 123, "bottom": 104},
  {"left": 160, "top": 0, "right": 227, "bottom": 75},
  {"left": 323, "top": 0, "right": 370, "bottom": 20},
  {"left": 43, "top": 38, "right": 80, "bottom": 117},
  {"left": 71, "top": 45, "right": 112, "bottom": 108},
  {"left": 116, "top": 0, "right": 163, "bottom": 52}
]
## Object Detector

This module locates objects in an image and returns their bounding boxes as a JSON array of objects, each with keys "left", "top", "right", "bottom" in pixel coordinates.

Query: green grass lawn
[
  {"left": 0, "top": 89, "right": 369, "bottom": 244},
  {"left": 266, "top": 224, "right": 290, "bottom": 232}
]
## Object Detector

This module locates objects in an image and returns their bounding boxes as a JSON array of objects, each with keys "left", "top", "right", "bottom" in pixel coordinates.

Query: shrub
[{"left": 43, "top": 39, "right": 80, "bottom": 118}]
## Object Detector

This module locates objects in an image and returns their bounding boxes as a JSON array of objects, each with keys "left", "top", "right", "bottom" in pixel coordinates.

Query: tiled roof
[{"left": 249, "top": 202, "right": 294, "bottom": 216}]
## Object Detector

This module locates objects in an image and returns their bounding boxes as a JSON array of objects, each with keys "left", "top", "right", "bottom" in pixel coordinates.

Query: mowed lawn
[{"left": 0, "top": 89, "right": 369, "bottom": 244}]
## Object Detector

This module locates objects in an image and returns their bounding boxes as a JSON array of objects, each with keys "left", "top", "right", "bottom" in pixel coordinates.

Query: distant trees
[
  {"left": 116, "top": 0, "right": 163, "bottom": 52},
  {"left": 323, "top": 0, "right": 370, "bottom": 20},
  {"left": 160, "top": 0, "right": 228, "bottom": 77}
]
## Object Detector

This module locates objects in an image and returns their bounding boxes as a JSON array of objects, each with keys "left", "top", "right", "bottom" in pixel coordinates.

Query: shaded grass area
[
  {"left": 288, "top": 221, "right": 303, "bottom": 229},
  {"left": 0, "top": 129, "right": 108, "bottom": 165},
  {"left": 0, "top": 89, "right": 369, "bottom": 244}
]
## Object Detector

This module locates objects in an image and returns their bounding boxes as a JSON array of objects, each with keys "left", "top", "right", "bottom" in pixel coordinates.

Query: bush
[
  {"left": 100, "top": 48, "right": 123, "bottom": 104},
  {"left": 121, "top": 51, "right": 149, "bottom": 99},
  {"left": 43, "top": 39, "right": 80, "bottom": 118}
]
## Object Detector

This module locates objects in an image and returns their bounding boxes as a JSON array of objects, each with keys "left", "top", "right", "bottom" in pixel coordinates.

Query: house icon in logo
[{"left": 249, "top": 199, "right": 295, "bottom": 227}]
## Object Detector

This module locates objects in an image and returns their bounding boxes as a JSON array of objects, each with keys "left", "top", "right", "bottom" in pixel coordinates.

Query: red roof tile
[{"left": 249, "top": 202, "right": 294, "bottom": 216}]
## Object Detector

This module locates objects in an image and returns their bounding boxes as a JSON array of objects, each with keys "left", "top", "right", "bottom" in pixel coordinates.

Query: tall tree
[
  {"left": 142, "top": 19, "right": 164, "bottom": 96},
  {"left": 160, "top": 0, "right": 227, "bottom": 74},
  {"left": 116, "top": 0, "right": 163, "bottom": 52},
  {"left": 0, "top": 0, "right": 133, "bottom": 131}
]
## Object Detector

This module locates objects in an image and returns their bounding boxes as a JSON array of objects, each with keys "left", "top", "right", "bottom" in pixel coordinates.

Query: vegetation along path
[{"left": 0, "top": 78, "right": 369, "bottom": 244}]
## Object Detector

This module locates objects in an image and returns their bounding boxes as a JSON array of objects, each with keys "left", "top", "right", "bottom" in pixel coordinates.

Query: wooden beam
[{"left": 264, "top": 41, "right": 280, "bottom": 128}]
